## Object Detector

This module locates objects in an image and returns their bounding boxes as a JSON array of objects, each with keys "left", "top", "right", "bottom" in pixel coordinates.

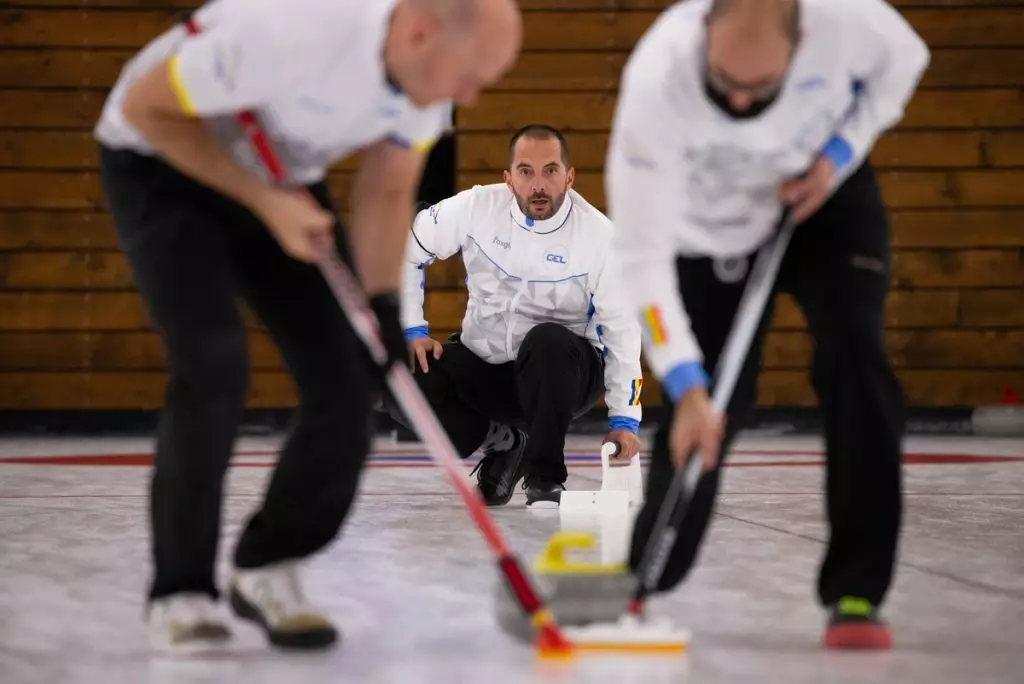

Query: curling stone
[{"left": 494, "top": 532, "right": 635, "bottom": 643}]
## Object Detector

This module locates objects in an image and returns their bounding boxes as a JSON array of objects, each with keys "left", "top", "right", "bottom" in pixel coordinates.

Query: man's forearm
[
  {"left": 349, "top": 192, "right": 415, "bottom": 295},
  {"left": 122, "top": 62, "right": 272, "bottom": 213}
]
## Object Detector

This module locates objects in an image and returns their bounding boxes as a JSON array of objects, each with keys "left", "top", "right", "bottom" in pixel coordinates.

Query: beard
[
  {"left": 516, "top": 189, "right": 567, "bottom": 221},
  {"left": 703, "top": 78, "right": 780, "bottom": 120}
]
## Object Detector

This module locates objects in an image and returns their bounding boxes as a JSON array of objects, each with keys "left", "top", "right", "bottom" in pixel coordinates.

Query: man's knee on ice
[{"left": 519, "top": 322, "right": 577, "bottom": 355}]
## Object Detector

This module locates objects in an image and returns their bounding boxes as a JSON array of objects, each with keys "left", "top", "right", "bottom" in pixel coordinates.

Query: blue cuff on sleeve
[
  {"left": 608, "top": 416, "right": 640, "bottom": 434},
  {"left": 661, "top": 362, "right": 709, "bottom": 404},
  {"left": 403, "top": 325, "right": 429, "bottom": 341},
  {"left": 821, "top": 135, "right": 854, "bottom": 172}
]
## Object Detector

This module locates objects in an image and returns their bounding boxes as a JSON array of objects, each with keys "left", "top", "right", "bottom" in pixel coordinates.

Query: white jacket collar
[{"left": 509, "top": 190, "right": 574, "bottom": 234}]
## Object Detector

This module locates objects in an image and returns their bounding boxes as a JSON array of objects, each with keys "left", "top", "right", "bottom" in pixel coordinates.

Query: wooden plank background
[{"left": 0, "top": 0, "right": 1022, "bottom": 410}]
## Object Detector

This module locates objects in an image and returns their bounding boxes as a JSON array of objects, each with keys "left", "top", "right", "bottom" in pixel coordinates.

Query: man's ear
[
  {"left": 566, "top": 166, "right": 575, "bottom": 189},
  {"left": 503, "top": 169, "right": 514, "bottom": 191}
]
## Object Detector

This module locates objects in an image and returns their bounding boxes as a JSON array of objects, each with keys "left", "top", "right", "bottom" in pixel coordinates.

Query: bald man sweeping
[
  {"left": 607, "top": 0, "right": 928, "bottom": 649},
  {"left": 93, "top": 0, "right": 520, "bottom": 653}
]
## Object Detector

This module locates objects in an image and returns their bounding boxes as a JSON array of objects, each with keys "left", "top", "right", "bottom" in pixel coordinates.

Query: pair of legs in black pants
[
  {"left": 630, "top": 164, "right": 905, "bottom": 612},
  {"left": 99, "top": 145, "right": 376, "bottom": 601},
  {"left": 401, "top": 323, "right": 604, "bottom": 490}
]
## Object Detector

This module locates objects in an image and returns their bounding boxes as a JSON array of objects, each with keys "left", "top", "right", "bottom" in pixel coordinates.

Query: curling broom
[{"left": 180, "top": 16, "right": 573, "bottom": 658}]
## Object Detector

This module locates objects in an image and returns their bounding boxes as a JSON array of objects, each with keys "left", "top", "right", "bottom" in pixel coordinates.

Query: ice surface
[{"left": 1, "top": 434, "right": 1022, "bottom": 683}]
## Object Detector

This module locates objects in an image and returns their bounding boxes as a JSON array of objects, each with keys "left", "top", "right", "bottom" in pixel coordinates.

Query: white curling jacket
[{"left": 401, "top": 183, "right": 644, "bottom": 431}]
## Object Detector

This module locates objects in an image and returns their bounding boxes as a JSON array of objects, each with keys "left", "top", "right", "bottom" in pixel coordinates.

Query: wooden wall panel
[
  {"left": 0, "top": 49, "right": 131, "bottom": 88},
  {"left": 0, "top": 331, "right": 283, "bottom": 371},
  {"left": 0, "top": 372, "right": 297, "bottom": 410},
  {"left": 0, "top": 212, "right": 117, "bottom": 250},
  {"left": 0, "top": 0, "right": 1022, "bottom": 410},
  {"left": 0, "top": 292, "right": 268, "bottom": 331},
  {"left": 889, "top": 210, "right": 1024, "bottom": 248},
  {"left": 0, "top": 90, "right": 105, "bottom": 128}
]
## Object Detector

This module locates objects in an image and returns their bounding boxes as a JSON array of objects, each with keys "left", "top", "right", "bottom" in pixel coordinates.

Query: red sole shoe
[{"left": 823, "top": 622, "right": 893, "bottom": 650}]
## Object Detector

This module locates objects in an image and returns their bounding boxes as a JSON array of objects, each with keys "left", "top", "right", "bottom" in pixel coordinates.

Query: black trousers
[
  {"left": 630, "top": 164, "right": 905, "bottom": 608},
  {"left": 395, "top": 323, "right": 604, "bottom": 483},
  {"left": 99, "top": 146, "right": 377, "bottom": 601}
]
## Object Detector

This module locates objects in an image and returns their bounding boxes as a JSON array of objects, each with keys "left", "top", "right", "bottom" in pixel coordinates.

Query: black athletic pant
[
  {"left": 398, "top": 323, "right": 604, "bottom": 483},
  {"left": 99, "top": 145, "right": 377, "bottom": 601},
  {"left": 630, "top": 163, "right": 905, "bottom": 608}
]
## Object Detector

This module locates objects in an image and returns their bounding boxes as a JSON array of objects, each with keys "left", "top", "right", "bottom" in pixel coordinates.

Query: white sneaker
[
  {"left": 148, "top": 593, "right": 232, "bottom": 654},
  {"left": 229, "top": 561, "right": 338, "bottom": 650}
]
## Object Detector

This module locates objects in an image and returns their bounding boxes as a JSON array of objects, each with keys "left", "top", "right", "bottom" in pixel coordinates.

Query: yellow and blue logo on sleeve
[
  {"left": 628, "top": 378, "right": 643, "bottom": 406},
  {"left": 641, "top": 305, "right": 668, "bottom": 346}
]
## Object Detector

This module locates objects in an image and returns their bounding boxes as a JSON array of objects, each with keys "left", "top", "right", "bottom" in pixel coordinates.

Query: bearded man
[{"left": 393, "top": 124, "right": 644, "bottom": 508}]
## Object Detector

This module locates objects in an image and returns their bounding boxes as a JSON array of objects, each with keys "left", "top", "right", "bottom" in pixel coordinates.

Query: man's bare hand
[
  {"left": 408, "top": 337, "right": 443, "bottom": 372},
  {"left": 780, "top": 155, "right": 837, "bottom": 224},
  {"left": 251, "top": 189, "right": 335, "bottom": 262},
  {"left": 604, "top": 430, "right": 642, "bottom": 466},
  {"left": 669, "top": 386, "right": 725, "bottom": 471}
]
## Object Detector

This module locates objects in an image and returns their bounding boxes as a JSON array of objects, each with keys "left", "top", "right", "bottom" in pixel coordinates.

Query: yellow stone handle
[{"left": 533, "top": 531, "right": 626, "bottom": 575}]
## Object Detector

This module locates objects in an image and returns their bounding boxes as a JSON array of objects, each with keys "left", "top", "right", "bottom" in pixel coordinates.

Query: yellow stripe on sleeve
[
  {"left": 642, "top": 306, "right": 667, "bottom": 346},
  {"left": 166, "top": 55, "right": 197, "bottom": 116},
  {"left": 411, "top": 138, "right": 438, "bottom": 154}
]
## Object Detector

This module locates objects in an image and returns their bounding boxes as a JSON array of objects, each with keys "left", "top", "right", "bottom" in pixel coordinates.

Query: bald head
[
  {"left": 413, "top": 0, "right": 475, "bottom": 29},
  {"left": 463, "top": 0, "right": 522, "bottom": 83},
  {"left": 415, "top": 0, "right": 521, "bottom": 52},
  {"left": 388, "top": 0, "right": 521, "bottom": 107},
  {"left": 704, "top": 0, "right": 799, "bottom": 116},
  {"left": 708, "top": 0, "right": 799, "bottom": 42}
]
